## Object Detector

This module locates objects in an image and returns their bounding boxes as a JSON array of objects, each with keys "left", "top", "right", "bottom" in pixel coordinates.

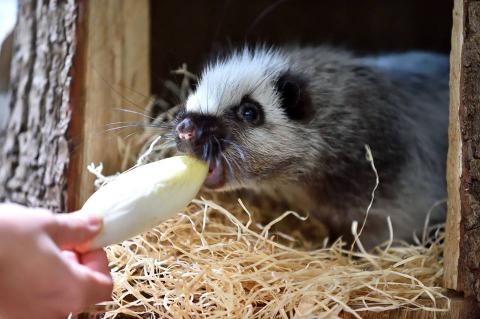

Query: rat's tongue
[{"left": 204, "top": 160, "right": 224, "bottom": 188}]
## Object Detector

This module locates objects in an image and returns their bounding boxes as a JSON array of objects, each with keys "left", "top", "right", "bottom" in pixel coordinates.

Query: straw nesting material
[{"left": 90, "top": 196, "right": 448, "bottom": 319}]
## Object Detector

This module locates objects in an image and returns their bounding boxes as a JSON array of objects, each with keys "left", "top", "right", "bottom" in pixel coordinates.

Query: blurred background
[
  {"left": 0, "top": 0, "right": 453, "bottom": 128},
  {"left": 0, "top": 0, "right": 17, "bottom": 131},
  {"left": 151, "top": 0, "right": 453, "bottom": 96}
]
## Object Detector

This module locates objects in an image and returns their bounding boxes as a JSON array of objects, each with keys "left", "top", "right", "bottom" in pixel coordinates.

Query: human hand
[{"left": 0, "top": 203, "right": 113, "bottom": 319}]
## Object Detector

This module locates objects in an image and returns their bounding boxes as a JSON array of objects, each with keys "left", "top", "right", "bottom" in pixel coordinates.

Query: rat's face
[{"left": 173, "top": 49, "right": 316, "bottom": 191}]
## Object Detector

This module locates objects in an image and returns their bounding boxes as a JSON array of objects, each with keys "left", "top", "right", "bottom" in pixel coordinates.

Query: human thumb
[{"left": 47, "top": 212, "right": 103, "bottom": 250}]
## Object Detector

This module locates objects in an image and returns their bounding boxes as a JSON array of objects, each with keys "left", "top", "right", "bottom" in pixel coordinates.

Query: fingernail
[{"left": 86, "top": 214, "right": 102, "bottom": 232}]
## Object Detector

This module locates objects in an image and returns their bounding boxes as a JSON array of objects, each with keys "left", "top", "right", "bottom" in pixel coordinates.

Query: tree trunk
[
  {"left": 0, "top": 0, "right": 78, "bottom": 213},
  {"left": 444, "top": 0, "right": 480, "bottom": 302}
]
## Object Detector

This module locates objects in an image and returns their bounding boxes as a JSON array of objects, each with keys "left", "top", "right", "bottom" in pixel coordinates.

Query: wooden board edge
[
  {"left": 67, "top": 0, "right": 88, "bottom": 212},
  {"left": 340, "top": 295, "right": 479, "bottom": 319},
  {"left": 444, "top": 0, "right": 464, "bottom": 292},
  {"left": 74, "top": 296, "right": 479, "bottom": 319},
  {"left": 67, "top": 0, "right": 150, "bottom": 211}
]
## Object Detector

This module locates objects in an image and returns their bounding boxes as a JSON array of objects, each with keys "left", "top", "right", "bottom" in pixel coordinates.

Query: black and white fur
[{"left": 173, "top": 46, "right": 449, "bottom": 247}]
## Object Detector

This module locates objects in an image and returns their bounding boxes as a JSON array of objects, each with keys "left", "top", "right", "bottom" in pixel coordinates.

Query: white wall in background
[
  {"left": 0, "top": 0, "right": 17, "bottom": 45},
  {"left": 0, "top": 0, "right": 18, "bottom": 131}
]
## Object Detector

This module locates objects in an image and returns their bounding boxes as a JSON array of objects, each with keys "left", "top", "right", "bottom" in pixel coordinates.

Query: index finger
[
  {"left": 70, "top": 259, "right": 113, "bottom": 310},
  {"left": 80, "top": 249, "right": 111, "bottom": 275}
]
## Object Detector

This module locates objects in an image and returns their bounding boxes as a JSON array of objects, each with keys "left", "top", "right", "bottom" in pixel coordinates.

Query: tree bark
[
  {"left": 445, "top": 0, "right": 480, "bottom": 301},
  {"left": 458, "top": 0, "right": 480, "bottom": 300},
  {"left": 0, "top": 0, "right": 78, "bottom": 213}
]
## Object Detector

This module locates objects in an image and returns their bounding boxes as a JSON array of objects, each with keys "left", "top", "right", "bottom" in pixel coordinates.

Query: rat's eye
[{"left": 236, "top": 102, "right": 263, "bottom": 125}]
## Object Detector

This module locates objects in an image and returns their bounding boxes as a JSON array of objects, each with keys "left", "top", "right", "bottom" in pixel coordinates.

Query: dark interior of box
[{"left": 150, "top": 0, "right": 453, "bottom": 96}]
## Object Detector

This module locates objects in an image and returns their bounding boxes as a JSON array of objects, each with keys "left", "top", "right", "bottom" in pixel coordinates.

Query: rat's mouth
[{"left": 204, "top": 159, "right": 225, "bottom": 189}]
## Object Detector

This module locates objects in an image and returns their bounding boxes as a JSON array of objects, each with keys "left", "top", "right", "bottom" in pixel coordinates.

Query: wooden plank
[
  {"left": 75, "top": 296, "right": 479, "bottom": 319},
  {"left": 444, "top": 0, "right": 480, "bottom": 301},
  {"left": 444, "top": 0, "right": 464, "bottom": 292},
  {"left": 68, "top": 0, "right": 150, "bottom": 211},
  {"left": 339, "top": 296, "right": 479, "bottom": 319},
  {"left": 0, "top": 30, "right": 13, "bottom": 91}
]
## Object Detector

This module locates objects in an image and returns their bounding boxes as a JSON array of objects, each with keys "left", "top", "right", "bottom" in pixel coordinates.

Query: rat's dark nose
[
  {"left": 176, "top": 117, "right": 196, "bottom": 141},
  {"left": 174, "top": 112, "right": 228, "bottom": 160}
]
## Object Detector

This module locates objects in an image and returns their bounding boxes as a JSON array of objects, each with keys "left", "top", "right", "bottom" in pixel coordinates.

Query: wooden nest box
[{"left": 0, "top": 0, "right": 479, "bottom": 318}]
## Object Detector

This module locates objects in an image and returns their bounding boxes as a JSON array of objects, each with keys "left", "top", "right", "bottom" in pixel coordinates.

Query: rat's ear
[{"left": 275, "top": 71, "right": 314, "bottom": 122}]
